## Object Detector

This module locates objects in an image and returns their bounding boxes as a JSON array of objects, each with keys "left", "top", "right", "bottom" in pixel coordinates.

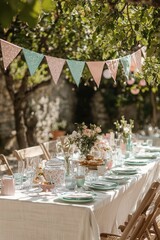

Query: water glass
[
  {"left": 86, "top": 169, "right": 98, "bottom": 183},
  {"left": 76, "top": 165, "right": 86, "bottom": 187},
  {"left": 14, "top": 161, "right": 24, "bottom": 190},
  {"left": 14, "top": 173, "right": 23, "bottom": 190}
]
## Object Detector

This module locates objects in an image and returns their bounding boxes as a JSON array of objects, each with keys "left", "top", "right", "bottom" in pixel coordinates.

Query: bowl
[{"left": 40, "top": 182, "right": 54, "bottom": 192}]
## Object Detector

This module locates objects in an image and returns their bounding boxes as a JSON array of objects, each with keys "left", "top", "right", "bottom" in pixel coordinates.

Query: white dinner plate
[
  {"left": 135, "top": 153, "right": 157, "bottom": 159},
  {"left": 88, "top": 181, "right": 117, "bottom": 190},
  {"left": 112, "top": 167, "right": 138, "bottom": 175},
  {"left": 58, "top": 192, "right": 94, "bottom": 203},
  {"left": 102, "top": 175, "right": 129, "bottom": 184},
  {"left": 124, "top": 159, "right": 149, "bottom": 166}
]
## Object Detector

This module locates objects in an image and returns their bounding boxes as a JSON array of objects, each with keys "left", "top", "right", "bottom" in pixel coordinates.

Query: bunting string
[{"left": 0, "top": 38, "right": 144, "bottom": 87}]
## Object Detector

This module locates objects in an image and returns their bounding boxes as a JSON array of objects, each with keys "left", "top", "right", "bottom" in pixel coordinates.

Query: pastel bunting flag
[
  {"left": 120, "top": 55, "right": 131, "bottom": 79},
  {"left": 67, "top": 60, "right": 85, "bottom": 85},
  {"left": 86, "top": 61, "right": 105, "bottom": 87},
  {"left": 23, "top": 48, "right": 44, "bottom": 75},
  {"left": 130, "top": 53, "right": 137, "bottom": 72},
  {"left": 106, "top": 59, "right": 119, "bottom": 81},
  {"left": 0, "top": 39, "right": 22, "bottom": 70},
  {"left": 46, "top": 56, "right": 65, "bottom": 84},
  {"left": 141, "top": 46, "right": 147, "bottom": 59},
  {"left": 134, "top": 49, "right": 142, "bottom": 72}
]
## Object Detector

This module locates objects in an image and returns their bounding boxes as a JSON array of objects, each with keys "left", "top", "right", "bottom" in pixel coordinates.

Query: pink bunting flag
[
  {"left": 86, "top": 61, "right": 105, "bottom": 87},
  {"left": 0, "top": 39, "right": 22, "bottom": 70},
  {"left": 133, "top": 49, "right": 142, "bottom": 72},
  {"left": 106, "top": 59, "right": 119, "bottom": 81},
  {"left": 45, "top": 56, "right": 66, "bottom": 84}
]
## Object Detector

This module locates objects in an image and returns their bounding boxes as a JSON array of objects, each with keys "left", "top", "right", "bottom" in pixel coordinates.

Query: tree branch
[
  {"left": 126, "top": 3, "right": 135, "bottom": 34},
  {"left": 25, "top": 78, "right": 51, "bottom": 96}
]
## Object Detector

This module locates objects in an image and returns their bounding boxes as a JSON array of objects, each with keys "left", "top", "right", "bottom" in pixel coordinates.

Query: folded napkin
[
  {"left": 62, "top": 192, "right": 93, "bottom": 200},
  {"left": 135, "top": 153, "right": 157, "bottom": 159},
  {"left": 145, "top": 147, "right": 160, "bottom": 153}
]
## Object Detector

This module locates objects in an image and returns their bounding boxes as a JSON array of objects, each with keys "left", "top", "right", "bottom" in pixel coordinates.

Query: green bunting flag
[
  {"left": 120, "top": 55, "right": 131, "bottom": 79},
  {"left": 23, "top": 48, "right": 44, "bottom": 75},
  {"left": 67, "top": 60, "right": 85, "bottom": 85}
]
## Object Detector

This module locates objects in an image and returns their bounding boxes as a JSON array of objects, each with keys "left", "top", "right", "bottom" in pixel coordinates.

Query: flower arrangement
[
  {"left": 114, "top": 116, "right": 134, "bottom": 142},
  {"left": 69, "top": 122, "right": 102, "bottom": 156}
]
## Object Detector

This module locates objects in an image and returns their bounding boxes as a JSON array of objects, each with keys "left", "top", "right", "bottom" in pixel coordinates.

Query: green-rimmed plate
[
  {"left": 88, "top": 181, "right": 117, "bottom": 190},
  {"left": 112, "top": 167, "right": 138, "bottom": 175},
  {"left": 145, "top": 147, "right": 160, "bottom": 153},
  {"left": 135, "top": 154, "right": 157, "bottom": 159},
  {"left": 58, "top": 192, "right": 94, "bottom": 203},
  {"left": 102, "top": 175, "right": 129, "bottom": 184},
  {"left": 124, "top": 159, "right": 149, "bottom": 166}
]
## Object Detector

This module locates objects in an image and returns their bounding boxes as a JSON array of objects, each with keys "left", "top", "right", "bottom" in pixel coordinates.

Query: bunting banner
[
  {"left": 67, "top": 60, "right": 85, "bottom": 85},
  {"left": 130, "top": 53, "right": 137, "bottom": 72},
  {"left": 0, "top": 38, "right": 146, "bottom": 86},
  {"left": 46, "top": 56, "right": 66, "bottom": 84},
  {"left": 134, "top": 49, "right": 142, "bottom": 72},
  {"left": 0, "top": 39, "right": 22, "bottom": 70},
  {"left": 106, "top": 59, "right": 119, "bottom": 81},
  {"left": 120, "top": 55, "right": 131, "bottom": 79},
  {"left": 86, "top": 61, "right": 105, "bottom": 87},
  {"left": 23, "top": 48, "right": 44, "bottom": 75}
]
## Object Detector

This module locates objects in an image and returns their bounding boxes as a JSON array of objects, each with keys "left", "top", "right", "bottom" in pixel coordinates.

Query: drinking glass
[
  {"left": 76, "top": 165, "right": 86, "bottom": 188},
  {"left": 14, "top": 161, "right": 24, "bottom": 190}
]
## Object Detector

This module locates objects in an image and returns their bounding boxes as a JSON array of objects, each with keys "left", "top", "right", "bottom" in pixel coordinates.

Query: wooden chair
[
  {"left": 0, "top": 154, "right": 13, "bottom": 175},
  {"left": 100, "top": 181, "right": 160, "bottom": 240},
  {"left": 13, "top": 145, "right": 46, "bottom": 167},
  {"left": 139, "top": 193, "right": 160, "bottom": 239},
  {"left": 40, "top": 140, "right": 58, "bottom": 160}
]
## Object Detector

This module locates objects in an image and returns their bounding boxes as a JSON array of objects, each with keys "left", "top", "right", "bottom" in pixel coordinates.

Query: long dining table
[{"left": 0, "top": 155, "right": 159, "bottom": 240}]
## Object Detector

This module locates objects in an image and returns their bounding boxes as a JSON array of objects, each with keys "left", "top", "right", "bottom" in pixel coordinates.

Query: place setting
[
  {"left": 111, "top": 166, "right": 139, "bottom": 176},
  {"left": 124, "top": 158, "right": 149, "bottom": 166}
]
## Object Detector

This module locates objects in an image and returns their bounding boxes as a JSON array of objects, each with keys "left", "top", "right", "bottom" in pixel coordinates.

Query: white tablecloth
[{"left": 0, "top": 160, "right": 159, "bottom": 240}]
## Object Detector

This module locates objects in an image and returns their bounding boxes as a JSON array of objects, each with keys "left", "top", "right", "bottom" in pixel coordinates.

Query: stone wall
[{"left": 0, "top": 77, "right": 77, "bottom": 152}]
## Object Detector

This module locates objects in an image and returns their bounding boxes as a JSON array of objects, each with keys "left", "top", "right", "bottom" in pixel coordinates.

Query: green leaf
[
  {"left": 0, "top": 2, "right": 14, "bottom": 28},
  {"left": 42, "top": 0, "right": 55, "bottom": 12},
  {"left": 19, "top": 0, "right": 41, "bottom": 27}
]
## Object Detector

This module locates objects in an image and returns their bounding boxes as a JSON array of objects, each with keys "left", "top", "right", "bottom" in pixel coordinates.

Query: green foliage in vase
[{"left": 114, "top": 116, "right": 134, "bottom": 141}]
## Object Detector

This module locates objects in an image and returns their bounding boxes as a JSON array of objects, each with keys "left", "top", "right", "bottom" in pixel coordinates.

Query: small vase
[{"left": 122, "top": 135, "right": 132, "bottom": 158}]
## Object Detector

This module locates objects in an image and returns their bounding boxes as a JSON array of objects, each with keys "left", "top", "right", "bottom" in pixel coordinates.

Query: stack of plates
[
  {"left": 88, "top": 181, "right": 117, "bottom": 190},
  {"left": 145, "top": 147, "right": 160, "bottom": 153},
  {"left": 103, "top": 175, "right": 129, "bottom": 184},
  {"left": 124, "top": 159, "right": 149, "bottom": 166},
  {"left": 59, "top": 192, "right": 94, "bottom": 203},
  {"left": 135, "top": 153, "right": 157, "bottom": 159},
  {"left": 112, "top": 167, "right": 138, "bottom": 175}
]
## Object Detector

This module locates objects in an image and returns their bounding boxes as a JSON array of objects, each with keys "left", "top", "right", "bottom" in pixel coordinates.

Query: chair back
[
  {"left": 40, "top": 140, "right": 58, "bottom": 160},
  {"left": 0, "top": 154, "right": 13, "bottom": 175},
  {"left": 13, "top": 145, "right": 45, "bottom": 162}
]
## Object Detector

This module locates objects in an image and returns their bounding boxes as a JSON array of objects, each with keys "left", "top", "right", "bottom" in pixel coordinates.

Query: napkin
[{"left": 62, "top": 192, "right": 93, "bottom": 200}]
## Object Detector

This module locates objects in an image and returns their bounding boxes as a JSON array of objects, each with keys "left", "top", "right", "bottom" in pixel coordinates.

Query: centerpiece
[
  {"left": 114, "top": 116, "right": 134, "bottom": 153},
  {"left": 69, "top": 122, "right": 102, "bottom": 158}
]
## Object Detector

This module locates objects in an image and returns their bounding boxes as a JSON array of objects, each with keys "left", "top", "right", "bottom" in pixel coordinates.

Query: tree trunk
[
  {"left": 4, "top": 69, "right": 29, "bottom": 149},
  {"left": 14, "top": 96, "right": 28, "bottom": 148}
]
